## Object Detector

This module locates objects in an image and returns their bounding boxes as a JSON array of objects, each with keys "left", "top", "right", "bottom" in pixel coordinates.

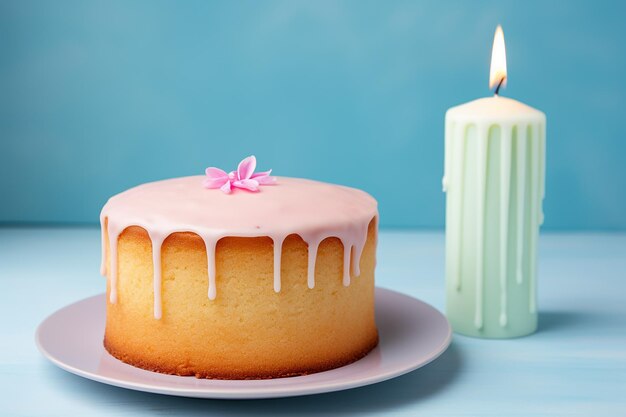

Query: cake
[{"left": 100, "top": 156, "right": 379, "bottom": 379}]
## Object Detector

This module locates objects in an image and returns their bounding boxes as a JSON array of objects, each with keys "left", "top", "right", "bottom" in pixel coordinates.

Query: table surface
[{"left": 1, "top": 226, "right": 625, "bottom": 416}]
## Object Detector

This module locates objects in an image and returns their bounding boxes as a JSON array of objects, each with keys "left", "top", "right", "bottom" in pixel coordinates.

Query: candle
[{"left": 443, "top": 26, "right": 546, "bottom": 338}]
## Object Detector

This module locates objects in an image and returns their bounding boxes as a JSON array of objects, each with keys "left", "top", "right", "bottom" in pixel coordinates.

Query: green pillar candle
[{"left": 443, "top": 27, "right": 546, "bottom": 338}]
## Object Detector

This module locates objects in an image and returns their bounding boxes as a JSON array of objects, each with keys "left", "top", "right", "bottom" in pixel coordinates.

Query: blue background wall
[{"left": 1, "top": 0, "right": 625, "bottom": 229}]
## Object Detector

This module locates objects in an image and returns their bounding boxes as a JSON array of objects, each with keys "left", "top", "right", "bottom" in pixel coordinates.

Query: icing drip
[
  {"left": 342, "top": 240, "right": 352, "bottom": 287},
  {"left": 202, "top": 237, "right": 217, "bottom": 300},
  {"left": 100, "top": 177, "right": 377, "bottom": 319},
  {"left": 272, "top": 236, "right": 284, "bottom": 293},
  {"left": 107, "top": 224, "right": 120, "bottom": 304},
  {"left": 306, "top": 240, "right": 320, "bottom": 289},
  {"left": 352, "top": 243, "right": 363, "bottom": 277},
  {"left": 151, "top": 234, "right": 165, "bottom": 319},
  {"left": 99, "top": 214, "right": 107, "bottom": 276},
  {"left": 351, "top": 221, "right": 370, "bottom": 277},
  {"left": 499, "top": 125, "right": 512, "bottom": 327}
]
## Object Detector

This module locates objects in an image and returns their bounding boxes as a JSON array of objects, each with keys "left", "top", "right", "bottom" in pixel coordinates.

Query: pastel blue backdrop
[{"left": 1, "top": 0, "right": 625, "bottom": 229}]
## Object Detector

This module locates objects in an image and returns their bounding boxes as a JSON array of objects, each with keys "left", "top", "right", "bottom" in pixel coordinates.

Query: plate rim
[{"left": 35, "top": 287, "right": 452, "bottom": 399}]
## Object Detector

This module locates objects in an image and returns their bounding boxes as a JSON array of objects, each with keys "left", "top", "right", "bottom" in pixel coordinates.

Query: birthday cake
[{"left": 100, "top": 156, "right": 379, "bottom": 379}]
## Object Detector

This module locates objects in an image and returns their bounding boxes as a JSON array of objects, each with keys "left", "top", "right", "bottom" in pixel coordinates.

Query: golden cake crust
[{"left": 103, "top": 221, "right": 378, "bottom": 379}]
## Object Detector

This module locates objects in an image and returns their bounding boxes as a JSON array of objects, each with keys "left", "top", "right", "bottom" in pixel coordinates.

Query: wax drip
[
  {"left": 454, "top": 124, "right": 467, "bottom": 291},
  {"left": 499, "top": 125, "right": 513, "bottom": 327},
  {"left": 443, "top": 122, "right": 467, "bottom": 292},
  {"left": 515, "top": 125, "right": 527, "bottom": 284},
  {"left": 474, "top": 125, "right": 489, "bottom": 330},
  {"left": 529, "top": 124, "right": 540, "bottom": 314},
  {"left": 442, "top": 123, "right": 450, "bottom": 193},
  {"left": 540, "top": 124, "right": 546, "bottom": 224}
]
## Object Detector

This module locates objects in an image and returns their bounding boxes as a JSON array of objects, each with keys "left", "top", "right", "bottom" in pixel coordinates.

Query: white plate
[{"left": 36, "top": 287, "right": 451, "bottom": 399}]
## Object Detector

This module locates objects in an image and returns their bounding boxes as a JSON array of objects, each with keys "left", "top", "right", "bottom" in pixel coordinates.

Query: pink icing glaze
[{"left": 100, "top": 176, "right": 378, "bottom": 319}]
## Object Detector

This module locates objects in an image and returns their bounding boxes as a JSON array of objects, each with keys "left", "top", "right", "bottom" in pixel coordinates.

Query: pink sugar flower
[{"left": 203, "top": 155, "right": 277, "bottom": 194}]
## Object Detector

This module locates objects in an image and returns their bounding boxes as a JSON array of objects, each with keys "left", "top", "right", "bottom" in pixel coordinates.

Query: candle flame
[{"left": 489, "top": 25, "right": 507, "bottom": 93}]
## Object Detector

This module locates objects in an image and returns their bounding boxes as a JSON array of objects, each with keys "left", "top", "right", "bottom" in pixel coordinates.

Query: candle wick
[{"left": 494, "top": 77, "right": 506, "bottom": 96}]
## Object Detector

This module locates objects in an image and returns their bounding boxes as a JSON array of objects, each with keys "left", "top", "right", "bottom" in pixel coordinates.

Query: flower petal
[
  {"left": 256, "top": 175, "right": 277, "bottom": 185},
  {"left": 251, "top": 169, "right": 277, "bottom": 185},
  {"left": 205, "top": 167, "right": 229, "bottom": 180},
  {"left": 237, "top": 155, "right": 257, "bottom": 180},
  {"left": 203, "top": 176, "right": 229, "bottom": 189},
  {"left": 251, "top": 169, "right": 272, "bottom": 178},
  {"left": 233, "top": 179, "right": 259, "bottom": 191},
  {"left": 220, "top": 180, "right": 232, "bottom": 194}
]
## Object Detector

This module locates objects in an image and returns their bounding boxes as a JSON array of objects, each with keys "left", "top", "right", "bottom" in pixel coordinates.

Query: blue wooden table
[{"left": 1, "top": 227, "right": 624, "bottom": 416}]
